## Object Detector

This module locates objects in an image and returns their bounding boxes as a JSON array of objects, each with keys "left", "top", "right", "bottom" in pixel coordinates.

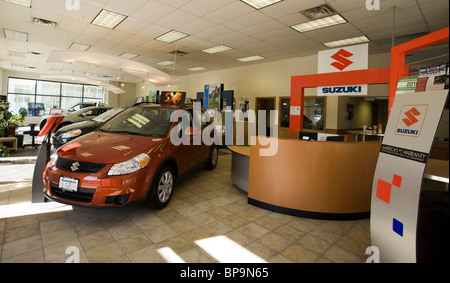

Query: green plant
[
  {"left": 0, "top": 101, "right": 27, "bottom": 137},
  {"left": 0, "top": 145, "right": 10, "bottom": 157}
]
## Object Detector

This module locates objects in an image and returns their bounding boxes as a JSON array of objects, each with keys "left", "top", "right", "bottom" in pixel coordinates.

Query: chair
[{"left": 23, "top": 124, "right": 40, "bottom": 149}]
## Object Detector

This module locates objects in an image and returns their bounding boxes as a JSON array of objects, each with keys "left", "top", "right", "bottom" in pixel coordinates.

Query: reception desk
[{"left": 248, "top": 137, "right": 382, "bottom": 220}]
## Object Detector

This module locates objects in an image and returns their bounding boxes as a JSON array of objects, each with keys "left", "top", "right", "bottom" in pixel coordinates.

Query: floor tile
[{"left": 0, "top": 149, "right": 373, "bottom": 263}]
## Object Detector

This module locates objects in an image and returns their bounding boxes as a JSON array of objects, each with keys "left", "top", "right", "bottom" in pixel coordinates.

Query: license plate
[{"left": 59, "top": 176, "right": 79, "bottom": 193}]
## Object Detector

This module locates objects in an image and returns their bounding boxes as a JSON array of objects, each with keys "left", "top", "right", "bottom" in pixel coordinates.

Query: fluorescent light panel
[
  {"left": 2, "top": 0, "right": 31, "bottom": 8},
  {"left": 155, "top": 30, "right": 189, "bottom": 43},
  {"left": 241, "top": 0, "right": 283, "bottom": 10},
  {"left": 237, "top": 55, "right": 265, "bottom": 62},
  {"left": 91, "top": 9, "right": 127, "bottom": 29},
  {"left": 157, "top": 61, "right": 175, "bottom": 66},
  {"left": 323, "top": 36, "right": 370, "bottom": 48},
  {"left": 189, "top": 67, "right": 206, "bottom": 71},
  {"left": 3, "top": 28, "right": 28, "bottom": 41},
  {"left": 119, "top": 52, "right": 138, "bottom": 60},
  {"left": 291, "top": 14, "right": 347, "bottom": 33},
  {"left": 8, "top": 51, "right": 27, "bottom": 57},
  {"left": 202, "top": 45, "right": 233, "bottom": 54},
  {"left": 69, "top": 42, "right": 91, "bottom": 51}
]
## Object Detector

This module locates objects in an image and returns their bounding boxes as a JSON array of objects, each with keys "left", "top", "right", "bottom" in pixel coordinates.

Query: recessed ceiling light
[
  {"left": 155, "top": 30, "right": 189, "bottom": 43},
  {"left": 237, "top": 55, "right": 265, "bottom": 62},
  {"left": 91, "top": 9, "right": 127, "bottom": 29},
  {"left": 291, "top": 15, "right": 347, "bottom": 33},
  {"left": 119, "top": 52, "right": 138, "bottom": 60},
  {"left": 202, "top": 45, "right": 233, "bottom": 54},
  {"left": 240, "top": 0, "right": 283, "bottom": 10},
  {"left": 189, "top": 67, "right": 206, "bottom": 71},
  {"left": 69, "top": 42, "right": 91, "bottom": 51},
  {"left": 3, "top": 28, "right": 28, "bottom": 41},
  {"left": 2, "top": 0, "right": 31, "bottom": 8},
  {"left": 158, "top": 61, "right": 175, "bottom": 66},
  {"left": 323, "top": 36, "right": 370, "bottom": 48}
]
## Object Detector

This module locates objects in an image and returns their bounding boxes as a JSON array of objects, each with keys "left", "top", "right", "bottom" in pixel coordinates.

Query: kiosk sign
[{"left": 370, "top": 90, "right": 448, "bottom": 263}]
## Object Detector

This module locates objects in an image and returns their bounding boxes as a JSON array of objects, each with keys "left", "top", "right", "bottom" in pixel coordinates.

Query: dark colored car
[
  {"left": 43, "top": 104, "right": 219, "bottom": 209},
  {"left": 52, "top": 107, "right": 126, "bottom": 149}
]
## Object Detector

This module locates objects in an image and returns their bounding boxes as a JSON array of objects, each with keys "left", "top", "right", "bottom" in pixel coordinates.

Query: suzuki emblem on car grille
[{"left": 71, "top": 162, "right": 80, "bottom": 172}]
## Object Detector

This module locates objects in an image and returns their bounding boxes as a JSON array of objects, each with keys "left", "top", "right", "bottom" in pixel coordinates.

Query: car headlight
[
  {"left": 60, "top": 129, "right": 82, "bottom": 139},
  {"left": 108, "top": 153, "right": 150, "bottom": 176},
  {"left": 50, "top": 152, "right": 58, "bottom": 166}
]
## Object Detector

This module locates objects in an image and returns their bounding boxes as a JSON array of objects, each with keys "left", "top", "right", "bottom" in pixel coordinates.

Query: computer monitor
[
  {"left": 326, "top": 135, "right": 345, "bottom": 142},
  {"left": 299, "top": 132, "right": 318, "bottom": 141}
]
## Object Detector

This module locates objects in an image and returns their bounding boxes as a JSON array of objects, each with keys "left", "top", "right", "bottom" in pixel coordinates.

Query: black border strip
[{"left": 248, "top": 198, "right": 370, "bottom": 221}]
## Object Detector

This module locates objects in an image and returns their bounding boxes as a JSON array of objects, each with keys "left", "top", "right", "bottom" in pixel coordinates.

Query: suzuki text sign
[
  {"left": 370, "top": 90, "right": 448, "bottom": 263},
  {"left": 318, "top": 43, "right": 369, "bottom": 96}
]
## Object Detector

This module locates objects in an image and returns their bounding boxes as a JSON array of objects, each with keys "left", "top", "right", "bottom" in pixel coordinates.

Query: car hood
[
  {"left": 55, "top": 120, "right": 101, "bottom": 136},
  {"left": 57, "top": 132, "right": 167, "bottom": 164}
]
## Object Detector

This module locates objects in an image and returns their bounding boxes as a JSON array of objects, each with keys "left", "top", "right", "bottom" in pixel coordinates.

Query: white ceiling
[{"left": 0, "top": 0, "right": 448, "bottom": 84}]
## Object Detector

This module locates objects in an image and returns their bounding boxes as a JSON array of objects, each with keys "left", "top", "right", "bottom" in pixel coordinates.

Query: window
[
  {"left": 7, "top": 77, "right": 105, "bottom": 117},
  {"left": 304, "top": 97, "right": 326, "bottom": 130}
]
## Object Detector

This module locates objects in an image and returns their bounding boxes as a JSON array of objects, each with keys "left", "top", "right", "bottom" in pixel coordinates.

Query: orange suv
[{"left": 43, "top": 104, "right": 219, "bottom": 209}]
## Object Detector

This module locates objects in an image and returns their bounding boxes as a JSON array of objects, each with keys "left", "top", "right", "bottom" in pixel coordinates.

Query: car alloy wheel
[
  {"left": 205, "top": 146, "right": 219, "bottom": 170},
  {"left": 157, "top": 170, "right": 173, "bottom": 204}
]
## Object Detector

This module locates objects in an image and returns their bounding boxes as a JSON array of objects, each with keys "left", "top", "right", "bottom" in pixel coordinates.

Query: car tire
[
  {"left": 204, "top": 146, "right": 218, "bottom": 170},
  {"left": 148, "top": 165, "right": 175, "bottom": 210}
]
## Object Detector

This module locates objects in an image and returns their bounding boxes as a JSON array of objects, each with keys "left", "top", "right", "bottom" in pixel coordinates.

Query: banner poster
[
  {"left": 160, "top": 92, "right": 186, "bottom": 107},
  {"left": 396, "top": 77, "right": 418, "bottom": 94},
  {"left": 317, "top": 43, "right": 369, "bottom": 96},
  {"left": 416, "top": 63, "right": 449, "bottom": 92},
  {"left": 370, "top": 89, "right": 448, "bottom": 263},
  {"left": 204, "top": 83, "right": 223, "bottom": 110}
]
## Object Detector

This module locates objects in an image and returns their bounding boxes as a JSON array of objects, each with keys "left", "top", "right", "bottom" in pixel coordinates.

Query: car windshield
[
  {"left": 98, "top": 107, "right": 175, "bottom": 137},
  {"left": 92, "top": 107, "right": 126, "bottom": 123}
]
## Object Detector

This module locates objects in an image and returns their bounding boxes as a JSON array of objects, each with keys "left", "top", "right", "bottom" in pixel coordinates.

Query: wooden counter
[{"left": 248, "top": 137, "right": 382, "bottom": 220}]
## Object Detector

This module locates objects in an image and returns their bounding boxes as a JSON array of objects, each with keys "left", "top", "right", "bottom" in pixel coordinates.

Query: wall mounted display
[
  {"left": 148, "top": 90, "right": 160, "bottom": 103},
  {"left": 238, "top": 99, "right": 250, "bottom": 122},
  {"left": 204, "top": 83, "right": 223, "bottom": 110},
  {"left": 161, "top": 92, "right": 186, "bottom": 107},
  {"left": 221, "top": 90, "right": 234, "bottom": 110},
  {"left": 196, "top": 92, "right": 204, "bottom": 106}
]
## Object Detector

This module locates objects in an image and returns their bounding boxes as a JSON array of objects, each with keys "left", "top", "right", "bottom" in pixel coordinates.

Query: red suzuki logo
[
  {"left": 331, "top": 49, "right": 354, "bottom": 71},
  {"left": 402, "top": 107, "right": 421, "bottom": 127}
]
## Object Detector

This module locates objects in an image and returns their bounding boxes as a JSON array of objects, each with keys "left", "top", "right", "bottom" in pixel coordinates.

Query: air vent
[
  {"left": 28, "top": 51, "right": 43, "bottom": 56},
  {"left": 170, "top": 50, "right": 188, "bottom": 56},
  {"left": 33, "top": 17, "right": 57, "bottom": 28},
  {"left": 301, "top": 4, "right": 337, "bottom": 20}
]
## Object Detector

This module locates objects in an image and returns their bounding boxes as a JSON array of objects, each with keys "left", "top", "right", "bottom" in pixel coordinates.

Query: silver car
[{"left": 56, "top": 106, "right": 112, "bottom": 130}]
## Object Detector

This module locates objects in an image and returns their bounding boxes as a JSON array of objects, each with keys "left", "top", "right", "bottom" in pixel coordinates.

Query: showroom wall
[{"left": 135, "top": 51, "right": 392, "bottom": 131}]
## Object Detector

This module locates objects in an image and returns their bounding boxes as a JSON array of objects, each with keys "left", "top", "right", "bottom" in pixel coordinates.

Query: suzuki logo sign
[
  {"left": 395, "top": 105, "right": 429, "bottom": 137},
  {"left": 402, "top": 107, "right": 421, "bottom": 127},
  {"left": 318, "top": 43, "right": 368, "bottom": 96},
  {"left": 331, "top": 49, "right": 354, "bottom": 71}
]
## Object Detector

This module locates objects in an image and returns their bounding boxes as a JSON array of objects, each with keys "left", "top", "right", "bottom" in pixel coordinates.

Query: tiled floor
[{"left": 0, "top": 149, "right": 371, "bottom": 263}]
